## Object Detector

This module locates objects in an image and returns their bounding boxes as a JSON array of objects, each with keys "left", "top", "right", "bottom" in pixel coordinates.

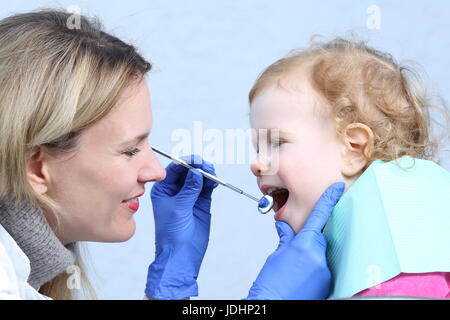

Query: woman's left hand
[
  {"left": 145, "top": 155, "right": 218, "bottom": 300},
  {"left": 246, "top": 182, "right": 345, "bottom": 300}
]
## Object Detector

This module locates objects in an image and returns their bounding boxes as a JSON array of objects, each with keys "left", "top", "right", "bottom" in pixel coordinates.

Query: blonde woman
[{"left": 0, "top": 9, "right": 344, "bottom": 300}]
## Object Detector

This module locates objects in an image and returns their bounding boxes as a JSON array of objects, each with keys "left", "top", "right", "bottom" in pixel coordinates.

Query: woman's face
[{"left": 41, "top": 79, "right": 166, "bottom": 244}]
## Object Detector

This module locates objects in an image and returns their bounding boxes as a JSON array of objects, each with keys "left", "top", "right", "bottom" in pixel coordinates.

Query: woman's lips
[
  {"left": 121, "top": 198, "right": 139, "bottom": 212},
  {"left": 121, "top": 192, "right": 144, "bottom": 213}
]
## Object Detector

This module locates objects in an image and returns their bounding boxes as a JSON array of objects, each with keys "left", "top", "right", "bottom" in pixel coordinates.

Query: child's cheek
[{"left": 279, "top": 152, "right": 322, "bottom": 204}]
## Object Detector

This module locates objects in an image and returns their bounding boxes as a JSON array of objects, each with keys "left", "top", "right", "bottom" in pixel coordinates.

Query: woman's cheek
[{"left": 105, "top": 167, "right": 134, "bottom": 190}]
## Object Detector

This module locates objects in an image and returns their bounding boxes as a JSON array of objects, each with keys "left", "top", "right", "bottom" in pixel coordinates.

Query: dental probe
[{"left": 151, "top": 146, "right": 274, "bottom": 214}]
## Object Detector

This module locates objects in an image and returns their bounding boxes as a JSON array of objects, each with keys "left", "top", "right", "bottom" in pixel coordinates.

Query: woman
[{"left": 0, "top": 9, "right": 344, "bottom": 300}]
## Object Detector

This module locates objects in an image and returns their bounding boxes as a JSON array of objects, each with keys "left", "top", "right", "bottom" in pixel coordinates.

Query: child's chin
[
  {"left": 286, "top": 212, "right": 309, "bottom": 233},
  {"left": 275, "top": 209, "right": 297, "bottom": 232}
]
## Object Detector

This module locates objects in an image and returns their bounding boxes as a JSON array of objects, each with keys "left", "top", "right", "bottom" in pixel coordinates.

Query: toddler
[{"left": 248, "top": 38, "right": 450, "bottom": 299}]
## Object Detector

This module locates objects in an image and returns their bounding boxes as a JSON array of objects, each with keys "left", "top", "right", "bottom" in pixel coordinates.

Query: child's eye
[
  {"left": 271, "top": 139, "right": 285, "bottom": 147},
  {"left": 122, "top": 147, "right": 141, "bottom": 157}
]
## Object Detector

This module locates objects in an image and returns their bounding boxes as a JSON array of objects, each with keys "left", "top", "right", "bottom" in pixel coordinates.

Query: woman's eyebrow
[{"left": 117, "top": 132, "right": 150, "bottom": 148}]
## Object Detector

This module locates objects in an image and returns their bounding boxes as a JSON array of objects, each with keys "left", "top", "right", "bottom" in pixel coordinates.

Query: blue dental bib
[{"left": 323, "top": 156, "right": 450, "bottom": 299}]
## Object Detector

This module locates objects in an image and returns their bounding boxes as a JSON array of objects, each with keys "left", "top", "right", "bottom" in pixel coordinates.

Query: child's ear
[{"left": 340, "top": 123, "right": 374, "bottom": 177}]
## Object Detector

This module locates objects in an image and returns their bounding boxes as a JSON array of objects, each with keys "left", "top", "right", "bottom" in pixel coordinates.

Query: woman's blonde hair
[
  {"left": 249, "top": 37, "right": 450, "bottom": 170},
  {"left": 0, "top": 9, "right": 151, "bottom": 299}
]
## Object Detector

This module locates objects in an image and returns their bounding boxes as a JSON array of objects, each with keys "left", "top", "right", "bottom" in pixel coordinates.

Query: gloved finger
[
  {"left": 275, "top": 221, "right": 295, "bottom": 249},
  {"left": 199, "top": 162, "right": 219, "bottom": 192},
  {"left": 151, "top": 163, "right": 187, "bottom": 197},
  {"left": 300, "top": 182, "right": 345, "bottom": 233},
  {"left": 176, "top": 169, "right": 203, "bottom": 206},
  {"left": 192, "top": 163, "right": 217, "bottom": 217},
  {"left": 193, "top": 205, "right": 212, "bottom": 225},
  {"left": 180, "top": 154, "right": 204, "bottom": 167},
  {"left": 179, "top": 155, "right": 219, "bottom": 193},
  {"left": 161, "top": 161, "right": 189, "bottom": 185}
]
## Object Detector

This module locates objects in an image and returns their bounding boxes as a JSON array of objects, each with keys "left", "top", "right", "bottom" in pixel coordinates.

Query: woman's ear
[
  {"left": 26, "top": 146, "right": 51, "bottom": 195},
  {"left": 340, "top": 123, "right": 374, "bottom": 177}
]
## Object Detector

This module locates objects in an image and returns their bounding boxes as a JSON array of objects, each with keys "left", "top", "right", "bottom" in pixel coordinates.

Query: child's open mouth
[{"left": 263, "top": 186, "right": 290, "bottom": 213}]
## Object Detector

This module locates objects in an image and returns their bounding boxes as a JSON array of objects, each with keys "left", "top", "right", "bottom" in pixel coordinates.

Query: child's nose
[{"left": 250, "top": 156, "right": 270, "bottom": 177}]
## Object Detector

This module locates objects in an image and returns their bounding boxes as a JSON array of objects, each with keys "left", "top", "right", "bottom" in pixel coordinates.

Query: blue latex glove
[
  {"left": 145, "top": 155, "right": 218, "bottom": 300},
  {"left": 246, "top": 182, "right": 345, "bottom": 300}
]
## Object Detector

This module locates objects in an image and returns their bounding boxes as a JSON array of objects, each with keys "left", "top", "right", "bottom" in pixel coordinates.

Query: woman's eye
[{"left": 122, "top": 148, "right": 141, "bottom": 157}]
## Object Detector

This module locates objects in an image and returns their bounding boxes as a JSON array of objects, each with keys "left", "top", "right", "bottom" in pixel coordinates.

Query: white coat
[{"left": 0, "top": 223, "right": 50, "bottom": 300}]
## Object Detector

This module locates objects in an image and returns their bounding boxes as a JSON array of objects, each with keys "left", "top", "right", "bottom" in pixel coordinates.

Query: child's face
[{"left": 250, "top": 76, "right": 353, "bottom": 233}]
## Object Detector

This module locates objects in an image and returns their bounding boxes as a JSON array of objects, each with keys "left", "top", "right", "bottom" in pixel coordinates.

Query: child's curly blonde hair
[{"left": 249, "top": 37, "right": 450, "bottom": 169}]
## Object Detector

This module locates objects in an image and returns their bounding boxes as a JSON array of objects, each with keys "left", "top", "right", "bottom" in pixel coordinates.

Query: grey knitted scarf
[{"left": 0, "top": 198, "right": 76, "bottom": 289}]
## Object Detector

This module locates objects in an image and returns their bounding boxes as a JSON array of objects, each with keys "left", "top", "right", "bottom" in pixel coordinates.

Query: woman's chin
[{"left": 104, "top": 219, "right": 136, "bottom": 242}]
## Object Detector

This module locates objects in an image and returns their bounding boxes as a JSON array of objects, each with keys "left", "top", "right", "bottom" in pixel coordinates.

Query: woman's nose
[
  {"left": 250, "top": 156, "right": 270, "bottom": 177},
  {"left": 140, "top": 147, "right": 166, "bottom": 182}
]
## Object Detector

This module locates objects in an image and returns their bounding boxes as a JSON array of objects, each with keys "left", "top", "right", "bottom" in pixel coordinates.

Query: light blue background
[{"left": 1, "top": 1, "right": 449, "bottom": 299}]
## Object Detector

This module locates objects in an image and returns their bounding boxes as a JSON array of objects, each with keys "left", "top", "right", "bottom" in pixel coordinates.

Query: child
[{"left": 248, "top": 37, "right": 450, "bottom": 299}]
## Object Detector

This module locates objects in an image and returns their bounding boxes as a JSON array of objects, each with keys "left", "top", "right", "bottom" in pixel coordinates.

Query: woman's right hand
[
  {"left": 145, "top": 155, "right": 218, "bottom": 300},
  {"left": 246, "top": 182, "right": 345, "bottom": 300}
]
